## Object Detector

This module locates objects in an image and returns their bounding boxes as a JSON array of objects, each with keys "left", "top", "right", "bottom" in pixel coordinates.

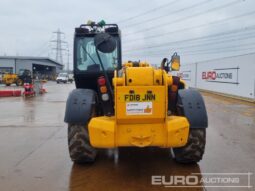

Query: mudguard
[
  {"left": 64, "top": 89, "right": 96, "bottom": 124},
  {"left": 177, "top": 89, "right": 208, "bottom": 128}
]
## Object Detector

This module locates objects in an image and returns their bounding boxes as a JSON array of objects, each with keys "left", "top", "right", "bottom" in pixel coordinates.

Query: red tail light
[{"left": 97, "top": 76, "right": 106, "bottom": 86}]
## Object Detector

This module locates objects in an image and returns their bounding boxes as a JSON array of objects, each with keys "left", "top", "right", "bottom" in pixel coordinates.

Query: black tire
[
  {"left": 68, "top": 124, "right": 97, "bottom": 164},
  {"left": 16, "top": 79, "right": 23, "bottom": 86},
  {"left": 5, "top": 83, "right": 11, "bottom": 86},
  {"left": 57, "top": 81, "right": 60, "bottom": 84},
  {"left": 172, "top": 128, "right": 206, "bottom": 163}
]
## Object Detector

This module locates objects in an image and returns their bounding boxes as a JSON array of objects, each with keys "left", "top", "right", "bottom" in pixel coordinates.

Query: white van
[{"left": 56, "top": 73, "right": 73, "bottom": 84}]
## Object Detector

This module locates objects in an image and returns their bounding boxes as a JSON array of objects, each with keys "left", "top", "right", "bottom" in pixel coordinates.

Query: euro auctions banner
[
  {"left": 172, "top": 53, "right": 255, "bottom": 100},
  {"left": 171, "top": 64, "right": 196, "bottom": 87},
  {"left": 201, "top": 67, "right": 239, "bottom": 84},
  {"left": 177, "top": 70, "right": 191, "bottom": 81}
]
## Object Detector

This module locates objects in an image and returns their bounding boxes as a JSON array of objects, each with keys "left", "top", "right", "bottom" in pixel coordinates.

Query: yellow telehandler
[{"left": 64, "top": 22, "right": 208, "bottom": 164}]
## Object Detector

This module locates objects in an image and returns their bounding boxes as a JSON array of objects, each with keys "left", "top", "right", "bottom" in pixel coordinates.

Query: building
[
  {"left": 171, "top": 52, "right": 255, "bottom": 101},
  {"left": 0, "top": 56, "right": 63, "bottom": 79}
]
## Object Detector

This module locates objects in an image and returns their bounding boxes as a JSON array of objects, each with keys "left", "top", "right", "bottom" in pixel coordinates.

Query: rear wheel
[
  {"left": 68, "top": 124, "right": 97, "bottom": 164},
  {"left": 172, "top": 128, "right": 206, "bottom": 163}
]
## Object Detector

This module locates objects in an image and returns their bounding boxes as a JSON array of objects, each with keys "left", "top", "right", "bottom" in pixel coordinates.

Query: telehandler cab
[{"left": 64, "top": 21, "right": 208, "bottom": 164}]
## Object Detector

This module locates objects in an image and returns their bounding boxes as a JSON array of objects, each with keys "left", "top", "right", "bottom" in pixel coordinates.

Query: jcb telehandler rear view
[{"left": 64, "top": 21, "right": 208, "bottom": 164}]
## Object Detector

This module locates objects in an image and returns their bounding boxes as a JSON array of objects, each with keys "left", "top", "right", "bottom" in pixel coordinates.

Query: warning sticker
[{"left": 126, "top": 102, "right": 152, "bottom": 115}]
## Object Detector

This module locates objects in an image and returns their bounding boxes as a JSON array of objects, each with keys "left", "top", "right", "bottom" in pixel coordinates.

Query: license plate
[{"left": 123, "top": 93, "right": 156, "bottom": 102}]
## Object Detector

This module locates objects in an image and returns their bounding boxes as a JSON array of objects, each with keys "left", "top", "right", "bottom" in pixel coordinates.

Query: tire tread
[
  {"left": 68, "top": 124, "right": 97, "bottom": 164},
  {"left": 173, "top": 128, "right": 206, "bottom": 163}
]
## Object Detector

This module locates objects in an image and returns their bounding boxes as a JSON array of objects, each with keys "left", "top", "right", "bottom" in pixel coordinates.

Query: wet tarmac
[{"left": 0, "top": 82, "right": 254, "bottom": 191}]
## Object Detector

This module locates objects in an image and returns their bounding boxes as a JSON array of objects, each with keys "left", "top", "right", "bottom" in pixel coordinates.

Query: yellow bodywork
[
  {"left": 2, "top": 73, "right": 18, "bottom": 85},
  {"left": 88, "top": 62, "right": 189, "bottom": 148}
]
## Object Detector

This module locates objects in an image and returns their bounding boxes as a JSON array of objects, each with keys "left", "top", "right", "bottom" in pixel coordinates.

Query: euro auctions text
[{"left": 151, "top": 173, "right": 253, "bottom": 188}]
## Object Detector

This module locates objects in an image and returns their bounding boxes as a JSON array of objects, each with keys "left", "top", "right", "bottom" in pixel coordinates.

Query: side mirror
[
  {"left": 171, "top": 52, "right": 180, "bottom": 71},
  {"left": 160, "top": 58, "right": 170, "bottom": 72},
  {"left": 94, "top": 33, "right": 116, "bottom": 53}
]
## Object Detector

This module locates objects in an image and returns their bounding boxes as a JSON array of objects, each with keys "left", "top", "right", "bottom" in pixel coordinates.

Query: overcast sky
[{"left": 0, "top": 0, "right": 255, "bottom": 68}]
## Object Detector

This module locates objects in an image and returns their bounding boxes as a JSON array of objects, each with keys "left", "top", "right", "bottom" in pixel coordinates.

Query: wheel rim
[{"left": 17, "top": 79, "right": 23, "bottom": 86}]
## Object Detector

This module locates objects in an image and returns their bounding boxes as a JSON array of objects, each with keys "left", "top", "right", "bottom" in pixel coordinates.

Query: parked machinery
[
  {"left": 2, "top": 73, "right": 18, "bottom": 86},
  {"left": 2, "top": 69, "right": 32, "bottom": 86}
]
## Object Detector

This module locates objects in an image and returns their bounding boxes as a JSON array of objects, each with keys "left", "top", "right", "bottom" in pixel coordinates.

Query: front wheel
[
  {"left": 172, "top": 128, "right": 206, "bottom": 163},
  {"left": 68, "top": 124, "right": 97, "bottom": 164},
  {"left": 16, "top": 79, "right": 23, "bottom": 86}
]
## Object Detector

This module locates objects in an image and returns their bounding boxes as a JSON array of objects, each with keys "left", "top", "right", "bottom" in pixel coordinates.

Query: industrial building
[{"left": 0, "top": 56, "right": 63, "bottom": 79}]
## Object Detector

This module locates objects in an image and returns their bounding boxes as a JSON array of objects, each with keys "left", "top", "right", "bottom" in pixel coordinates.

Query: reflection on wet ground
[
  {"left": 0, "top": 82, "right": 254, "bottom": 191},
  {"left": 69, "top": 148, "right": 204, "bottom": 191}
]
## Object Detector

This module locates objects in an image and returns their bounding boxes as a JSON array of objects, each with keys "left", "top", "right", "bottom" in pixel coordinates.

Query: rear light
[
  {"left": 102, "top": 93, "right": 109, "bottom": 101},
  {"left": 98, "top": 76, "right": 106, "bottom": 86},
  {"left": 98, "top": 76, "right": 109, "bottom": 101},
  {"left": 100, "top": 86, "right": 107, "bottom": 93},
  {"left": 171, "top": 85, "right": 178, "bottom": 92}
]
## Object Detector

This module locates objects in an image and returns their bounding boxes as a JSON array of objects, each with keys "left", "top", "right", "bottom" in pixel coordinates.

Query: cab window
[{"left": 76, "top": 37, "right": 118, "bottom": 71}]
